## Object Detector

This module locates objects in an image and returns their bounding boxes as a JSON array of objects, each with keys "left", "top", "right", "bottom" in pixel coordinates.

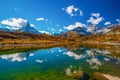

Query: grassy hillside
[
  {"left": 0, "top": 25, "right": 120, "bottom": 45},
  {"left": 0, "top": 31, "right": 74, "bottom": 44}
]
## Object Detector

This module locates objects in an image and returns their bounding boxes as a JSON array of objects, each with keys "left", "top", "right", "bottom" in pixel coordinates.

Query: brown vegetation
[{"left": 0, "top": 31, "right": 75, "bottom": 45}]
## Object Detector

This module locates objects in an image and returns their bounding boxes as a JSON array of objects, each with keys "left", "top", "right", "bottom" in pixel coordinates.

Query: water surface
[{"left": 0, "top": 46, "right": 120, "bottom": 80}]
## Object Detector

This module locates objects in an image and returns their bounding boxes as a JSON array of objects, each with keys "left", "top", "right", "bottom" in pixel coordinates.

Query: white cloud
[
  {"left": 104, "top": 21, "right": 111, "bottom": 25},
  {"left": 36, "top": 59, "right": 43, "bottom": 63},
  {"left": 58, "top": 49, "right": 62, "bottom": 52},
  {"left": 36, "top": 17, "right": 44, "bottom": 21},
  {"left": 59, "top": 29, "right": 62, "bottom": 32},
  {"left": 87, "top": 13, "right": 104, "bottom": 25},
  {"left": 116, "top": 19, "right": 120, "bottom": 23},
  {"left": 87, "top": 58, "right": 101, "bottom": 66},
  {"left": 36, "top": 18, "right": 49, "bottom": 23},
  {"left": 87, "top": 58, "right": 101, "bottom": 69},
  {"left": 91, "top": 13, "right": 100, "bottom": 18},
  {"left": 0, "top": 53, "right": 34, "bottom": 62},
  {"left": 64, "top": 22, "right": 86, "bottom": 30},
  {"left": 51, "top": 28, "right": 54, "bottom": 31},
  {"left": 66, "top": 5, "right": 77, "bottom": 16},
  {"left": 64, "top": 5, "right": 83, "bottom": 16},
  {"left": 30, "top": 24, "right": 35, "bottom": 27},
  {"left": 29, "top": 53, "right": 34, "bottom": 56},
  {"left": 39, "top": 30, "right": 50, "bottom": 34},
  {"left": 64, "top": 51, "right": 82, "bottom": 60},
  {"left": 1, "top": 18, "right": 27, "bottom": 28}
]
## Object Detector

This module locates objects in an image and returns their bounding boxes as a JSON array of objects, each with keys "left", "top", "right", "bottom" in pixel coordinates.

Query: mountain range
[
  {"left": 0, "top": 20, "right": 120, "bottom": 38},
  {"left": 60, "top": 24, "right": 120, "bottom": 38},
  {"left": 0, "top": 21, "right": 120, "bottom": 45},
  {"left": 0, "top": 22, "right": 40, "bottom": 34}
]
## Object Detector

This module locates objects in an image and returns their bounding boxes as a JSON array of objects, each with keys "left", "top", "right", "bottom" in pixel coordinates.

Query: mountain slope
[
  {"left": 71, "top": 27, "right": 90, "bottom": 35},
  {"left": 59, "top": 31, "right": 80, "bottom": 39},
  {"left": 19, "top": 22, "right": 40, "bottom": 34},
  {"left": 106, "top": 24, "right": 120, "bottom": 35},
  {"left": 60, "top": 24, "right": 120, "bottom": 39},
  {"left": 0, "top": 27, "right": 9, "bottom": 31},
  {"left": 96, "top": 24, "right": 119, "bottom": 34},
  {"left": 80, "top": 24, "right": 120, "bottom": 42},
  {"left": 0, "top": 22, "right": 40, "bottom": 34},
  {"left": 59, "top": 26, "right": 91, "bottom": 38},
  {"left": 0, "top": 30, "right": 72, "bottom": 45}
]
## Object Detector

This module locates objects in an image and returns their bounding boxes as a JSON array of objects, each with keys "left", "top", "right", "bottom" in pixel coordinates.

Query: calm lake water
[{"left": 0, "top": 46, "right": 120, "bottom": 80}]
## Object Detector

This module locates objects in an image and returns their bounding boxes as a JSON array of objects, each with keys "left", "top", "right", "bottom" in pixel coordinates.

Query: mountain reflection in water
[{"left": 0, "top": 46, "right": 120, "bottom": 80}]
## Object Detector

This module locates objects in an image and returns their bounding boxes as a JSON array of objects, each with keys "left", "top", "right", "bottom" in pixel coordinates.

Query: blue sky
[{"left": 0, "top": 0, "right": 120, "bottom": 34}]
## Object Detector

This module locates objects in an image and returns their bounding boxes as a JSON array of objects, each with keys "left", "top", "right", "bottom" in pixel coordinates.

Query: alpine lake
[{"left": 0, "top": 43, "right": 120, "bottom": 80}]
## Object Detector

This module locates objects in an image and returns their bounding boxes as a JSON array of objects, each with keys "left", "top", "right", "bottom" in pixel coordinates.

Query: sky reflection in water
[{"left": 0, "top": 47, "right": 120, "bottom": 80}]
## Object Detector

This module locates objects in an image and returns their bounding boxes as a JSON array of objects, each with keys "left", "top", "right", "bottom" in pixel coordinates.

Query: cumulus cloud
[
  {"left": 64, "top": 22, "right": 86, "bottom": 30},
  {"left": 36, "top": 17, "right": 44, "bottom": 21},
  {"left": 64, "top": 51, "right": 82, "bottom": 60},
  {"left": 104, "top": 21, "right": 111, "bottom": 25},
  {"left": 91, "top": 13, "right": 100, "bottom": 18},
  {"left": 87, "top": 58, "right": 101, "bottom": 69},
  {"left": 66, "top": 5, "right": 77, "bottom": 16},
  {"left": 39, "top": 30, "right": 50, "bottom": 34},
  {"left": 63, "top": 5, "right": 83, "bottom": 16},
  {"left": 36, "top": 59, "right": 43, "bottom": 63},
  {"left": 116, "top": 19, "right": 120, "bottom": 23},
  {"left": 0, "top": 53, "right": 34, "bottom": 62},
  {"left": 51, "top": 28, "right": 54, "bottom": 31},
  {"left": 36, "top": 17, "right": 49, "bottom": 23},
  {"left": 59, "top": 29, "right": 62, "bottom": 32},
  {"left": 87, "top": 13, "right": 104, "bottom": 25},
  {"left": 1, "top": 18, "right": 27, "bottom": 28}
]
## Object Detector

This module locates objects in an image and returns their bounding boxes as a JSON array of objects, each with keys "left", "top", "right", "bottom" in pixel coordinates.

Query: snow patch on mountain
[
  {"left": 0, "top": 18, "right": 40, "bottom": 34},
  {"left": 66, "top": 24, "right": 120, "bottom": 36},
  {"left": 20, "top": 22, "right": 40, "bottom": 34}
]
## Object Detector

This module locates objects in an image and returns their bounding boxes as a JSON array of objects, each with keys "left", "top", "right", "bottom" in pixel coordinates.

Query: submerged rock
[
  {"left": 93, "top": 72, "right": 109, "bottom": 80},
  {"left": 72, "top": 70, "right": 83, "bottom": 78},
  {"left": 71, "top": 70, "right": 90, "bottom": 80}
]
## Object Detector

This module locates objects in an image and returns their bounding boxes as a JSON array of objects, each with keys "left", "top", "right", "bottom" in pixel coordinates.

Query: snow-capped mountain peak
[
  {"left": 62, "top": 24, "right": 120, "bottom": 37},
  {"left": 0, "top": 21, "right": 40, "bottom": 34},
  {"left": 20, "top": 22, "right": 40, "bottom": 34}
]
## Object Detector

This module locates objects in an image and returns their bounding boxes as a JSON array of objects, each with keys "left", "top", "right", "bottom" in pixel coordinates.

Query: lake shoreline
[
  {"left": 82, "top": 41, "right": 120, "bottom": 46},
  {"left": 0, "top": 41, "right": 120, "bottom": 50},
  {"left": 0, "top": 41, "right": 76, "bottom": 52}
]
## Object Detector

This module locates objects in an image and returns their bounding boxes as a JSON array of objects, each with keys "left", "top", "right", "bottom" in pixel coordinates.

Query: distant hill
[
  {"left": 59, "top": 26, "right": 90, "bottom": 38},
  {"left": 106, "top": 24, "right": 120, "bottom": 35},
  {"left": 59, "top": 31, "right": 80, "bottom": 39},
  {"left": 80, "top": 24, "right": 120, "bottom": 42},
  {"left": 0, "top": 30, "right": 72, "bottom": 44},
  {"left": 59, "top": 24, "right": 120, "bottom": 39}
]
